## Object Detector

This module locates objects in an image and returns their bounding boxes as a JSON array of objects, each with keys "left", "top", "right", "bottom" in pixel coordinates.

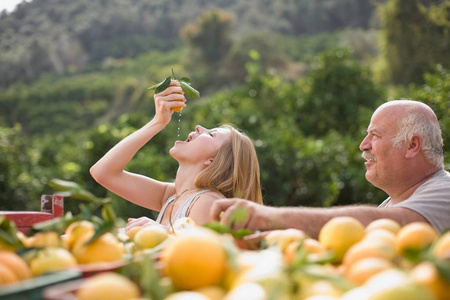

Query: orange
[
  {"left": 0, "top": 263, "right": 19, "bottom": 284},
  {"left": 161, "top": 227, "right": 227, "bottom": 290},
  {"left": 194, "top": 285, "right": 226, "bottom": 300},
  {"left": 342, "top": 239, "right": 396, "bottom": 267},
  {"left": 365, "top": 218, "right": 401, "bottom": 235},
  {"left": 264, "top": 228, "right": 306, "bottom": 252},
  {"left": 0, "top": 250, "right": 32, "bottom": 281},
  {"left": 318, "top": 217, "right": 365, "bottom": 263},
  {"left": 299, "top": 279, "right": 344, "bottom": 299},
  {"left": 65, "top": 220, "right": 95, "bottom": 250},
  {"left": 172, "top": 105, "right": 184, "bottom": 112},
  {"left": 364, "top": 269, "right": 433, "bottom": 300},
  {"left": 224, "top": 282, "right": 267, "bottom": 300},
  {"left": 284, "top": 238, "right": 328, "bottom": 265},
  {"left": 170, "top": 217, "right": 197, "bottom": 235},
  {"left": 75, "top": 272, "right": 141, "bottom": 300},
  {"left": 28, "top": 231, "right": 64, "bottom": 248},
  {"left": 395, "top": 222, "right": 438, "bottom": 256},
  {"left": 126, "top": 226, "right": 142, "bottom": 239},
  {"left": 165, "top": 291, "right": 210, "bottom": 300},
  {"left": 410, "top": 261, "right": 450, "bottom": 300},
  {"left": 72, "top": 232, "right": 123, "bottom": 265},
  {"left": 344, "top": 257, "right": 393, "bottom": 286},
  {"left": 30, "top": 247, "right": 77, "bottom": 277},
  {"left": 133, "top": 225, "right": 169, "bottom": 250},
  {"left": 433, "top": 231, "right": 450, "bottom": 260},
  {"left": 363, "top": 229, "right": 396, "bottom": 246}
]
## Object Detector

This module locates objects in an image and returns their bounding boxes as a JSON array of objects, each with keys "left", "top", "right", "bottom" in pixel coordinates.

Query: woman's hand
[
  {"left": 153, "top": 80, "right": 186, "bottom": 125},
  {"left": 126, "top": 216, "right": 160, "bottom": 233}
]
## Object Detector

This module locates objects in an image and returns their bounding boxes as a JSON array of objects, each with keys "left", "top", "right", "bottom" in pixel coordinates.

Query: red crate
[{"left": 0, "top": 194, "right": 64, "bottom": 233}]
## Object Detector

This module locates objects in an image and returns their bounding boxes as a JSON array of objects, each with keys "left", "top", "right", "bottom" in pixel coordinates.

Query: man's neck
[{"left": 389, "top": 168, "right": 440, "bottom": 204}]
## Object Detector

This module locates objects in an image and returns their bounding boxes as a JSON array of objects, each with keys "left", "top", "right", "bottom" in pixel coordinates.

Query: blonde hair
[{"left": 195, "top": 125, "right": 263, "bottom": 204}]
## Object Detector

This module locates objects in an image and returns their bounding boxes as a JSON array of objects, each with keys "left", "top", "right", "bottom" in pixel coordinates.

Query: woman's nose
[{"left": 196, "top": 125, "right": 206, "bottom": 133}]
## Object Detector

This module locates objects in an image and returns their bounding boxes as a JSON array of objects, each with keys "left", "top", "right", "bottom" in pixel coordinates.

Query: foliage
[
  {"left": 1, "top": 0, "right": 449, "bottom": 219},
  {"left": 377, "top": 0, "right": 450, "bottom": 85},
  {"left": 406, "top": 65, "right": 450, "bottom": 168},
  {"left": 0, "top": 0, "right": 379, "bottom": 89},
  {"left": 0, "top": 125, "right": 36, "bottom": 211},
  {"left": 187, "top": 51, "right": 388, "bottom": 207},
  {"left": 297, "top": 49, "right": 385, "bottom": 137}
]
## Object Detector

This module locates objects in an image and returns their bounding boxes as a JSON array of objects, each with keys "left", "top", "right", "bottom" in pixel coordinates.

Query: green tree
[
  {"left": 407, "top": 65, "right": 450, "bottom": 160},
  {"left": 297, "top": 49, "right": 384, "bottom": 137},
  {"left": 0, "top": 125, "right": 35, "bottom": 210},
  {"left": 378, "top": 0, "right": 450, "bottom": 85},
  {"left": 180, "top": 9, "right": 235, "bottom": 91}
]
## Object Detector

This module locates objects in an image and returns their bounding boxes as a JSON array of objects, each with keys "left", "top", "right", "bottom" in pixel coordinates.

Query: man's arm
[
  {"left": 210, "top": 199, "right": 428, "bottom": 239},
  {"left": 276, "top": 205, "right": 427, "bottom": 238}
]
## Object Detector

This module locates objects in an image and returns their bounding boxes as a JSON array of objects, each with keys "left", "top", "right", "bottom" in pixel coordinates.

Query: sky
[{"left": 0, "top": 0, "right": 32, "bottom": 13}]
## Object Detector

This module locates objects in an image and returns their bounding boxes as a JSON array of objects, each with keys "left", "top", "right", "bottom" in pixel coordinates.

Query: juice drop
[{"left": 177, "top": 111, "right": 182, "bottom": 137}]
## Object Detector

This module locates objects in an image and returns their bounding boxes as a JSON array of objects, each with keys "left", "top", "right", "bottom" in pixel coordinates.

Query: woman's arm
[{"left": 90, "top": 81, "right": 185, "bottom": 210}]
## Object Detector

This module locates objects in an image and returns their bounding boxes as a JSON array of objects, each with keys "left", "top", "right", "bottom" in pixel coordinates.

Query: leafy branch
[{"left": 148, "top": 68, "right": 200, "bottom": 98}]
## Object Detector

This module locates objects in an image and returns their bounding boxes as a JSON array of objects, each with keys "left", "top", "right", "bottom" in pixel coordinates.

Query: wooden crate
[{"left": 0, "top": 194, "right": 64, "bottom": 233}]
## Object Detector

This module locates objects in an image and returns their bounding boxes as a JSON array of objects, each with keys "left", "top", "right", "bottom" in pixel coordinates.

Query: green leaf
[
  {"left": 203, "top": 222, "right": 232, "bottom": 235},
  {"left": 180, "top": 77, "right": 191, "bottom": 84},
  {"left": 147, "top": 78, "right": 167, "bottom": 90},
  {"left": 234, "top": 228, "right": 254, "bottom": 239},
  {"left": 154, "top": 76, "right": 172, "bottom": 94},
  {"left": 0, "top": 217, "right": 21, "bottom": 247},
  {"left": 101, "top": 203, "right": 116, "bottom": 223},
  {"left": 148, "top": 70, "right": 200, "bottom": 99},
  {"left": 229, "top": 207, "right": 250, "bottom": 225},
  {"left": 30, "top": 212, "right": 78, "bottom": 234},
  {"left": 84, "top": 220, "right": 116, "bottom": 246},
  {"left": 48, "top": 179, "right": 102, "bottom": 203},
  {"left": 180, "top": 80, "right": 200, "bottom": 98}
]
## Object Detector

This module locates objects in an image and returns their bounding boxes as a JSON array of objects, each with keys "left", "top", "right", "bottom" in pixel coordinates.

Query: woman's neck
[{"left": 174, "top": 165, "right": 202, "bottom": 195}]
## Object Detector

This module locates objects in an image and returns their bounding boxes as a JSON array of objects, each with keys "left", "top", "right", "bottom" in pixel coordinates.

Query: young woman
[{"left": 90, "top": 80, "right": 263, "bottom": 231}]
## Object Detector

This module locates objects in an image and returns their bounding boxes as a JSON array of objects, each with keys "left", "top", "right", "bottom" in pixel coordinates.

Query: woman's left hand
[{"left": 126, "top": 216, "right": 159, "bottom": 233}]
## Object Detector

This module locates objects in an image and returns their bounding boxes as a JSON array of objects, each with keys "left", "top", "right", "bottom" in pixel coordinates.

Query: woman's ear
[{"left": 204, "top": 158, "right": 214, "bottom": 166}]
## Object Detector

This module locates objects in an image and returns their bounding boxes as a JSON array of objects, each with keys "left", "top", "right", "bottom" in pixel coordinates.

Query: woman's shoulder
[{"left": 194, "top": 190, "right": 224, "bottom": 201}]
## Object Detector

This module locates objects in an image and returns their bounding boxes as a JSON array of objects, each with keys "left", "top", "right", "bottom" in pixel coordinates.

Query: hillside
[
  {"left": 0, "top": 0, "right": 380, "bottom": 88},
  {"left": 0, "top": 0, "right": 448, "bottom": 216}
]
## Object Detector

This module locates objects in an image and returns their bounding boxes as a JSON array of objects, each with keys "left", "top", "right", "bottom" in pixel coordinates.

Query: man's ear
[
  {"left": 406, "top": 135, "right": 422, "bottom": 158},
  {"left": 204, "top": 158, "right": 214, "bottom": 166}
]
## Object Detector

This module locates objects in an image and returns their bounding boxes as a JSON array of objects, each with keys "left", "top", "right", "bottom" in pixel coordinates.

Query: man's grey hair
[{"left": 392, "top": 105, "right": 444, "bottom": 169}]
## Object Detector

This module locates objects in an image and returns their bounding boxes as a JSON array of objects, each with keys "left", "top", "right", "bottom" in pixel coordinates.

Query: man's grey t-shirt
[{"left": 378, "top": 169, "right": 450, "bottom": 233}]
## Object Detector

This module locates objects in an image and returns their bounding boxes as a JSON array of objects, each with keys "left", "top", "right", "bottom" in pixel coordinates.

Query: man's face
[{"left": 359, "top": 106, "right": 406, "bottom": 190}]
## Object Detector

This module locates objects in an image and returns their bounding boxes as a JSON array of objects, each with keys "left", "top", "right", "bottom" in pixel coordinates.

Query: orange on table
[
  {"left": 342, "top": 239, "right": 396, "bottom": 268},
  {"left": 29, "top": 247, "right": 77, "bottom": 277},
  {"left": 65, "top": 220, "right": 95, "bottom": 250},
  {"left": 0, "top": 250, "right": 32, "bottom": 281},
  {"left": 344, "top": 257, "right": 393, "bottom": 286},
  {"left": 433, "top": 230, "right": 450, "bottom": 260},
  {"left": 72, "top": 232, "right": 123, "bottom": 265},
  {"left": 75, "top": 272, "right": 141, "bottom": 300},
  {"left": 395, "top": 222, "right": 438, "bottom": 256},
  {"left": 318, "top": 216, "right": 365, "bottom": 263},
  {"left": 365, "top": 218, "right": 401, "bottom": 235},
  {"left": 161, "top": 227, "right": 227, "bottom": 290}
]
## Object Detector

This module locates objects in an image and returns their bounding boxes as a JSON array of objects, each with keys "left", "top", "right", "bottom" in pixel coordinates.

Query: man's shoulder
[{"left": 411, "top": 169, "right": 450, "bottom": 199}]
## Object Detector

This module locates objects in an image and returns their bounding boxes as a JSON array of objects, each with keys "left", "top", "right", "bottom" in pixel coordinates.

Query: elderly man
[{"left": 210, "top": 100, "right": 450, "bottom": 238}]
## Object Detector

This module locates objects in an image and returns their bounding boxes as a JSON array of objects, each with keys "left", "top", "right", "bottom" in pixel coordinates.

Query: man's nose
[{"left": 359, "top": 135, "right": 370, "bottom": 151}]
